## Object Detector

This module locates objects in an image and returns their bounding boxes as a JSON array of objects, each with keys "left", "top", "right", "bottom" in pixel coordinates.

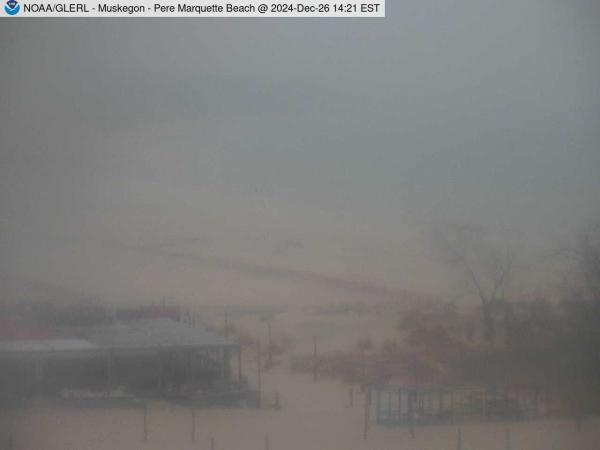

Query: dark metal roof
[
  {"left": 0, "top": 338, "right": 99, "bottom": 354},
  {"left": 85, "top": 318, "right": 235, "bottom": 350},
  {"left": 0, "top": 319, "right": 235, "bottom": 357}
]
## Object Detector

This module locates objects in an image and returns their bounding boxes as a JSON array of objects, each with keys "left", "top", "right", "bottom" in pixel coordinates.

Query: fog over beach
[{"left": 1, "top": 1, "right": 600, "bottom": 449}]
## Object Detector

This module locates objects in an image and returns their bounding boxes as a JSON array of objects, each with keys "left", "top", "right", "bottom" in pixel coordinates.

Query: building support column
[
  {"left": 186, "top": 350, "right": 193, "bottom": 384},
  {"left": 398, "top": 388, "right": 402, "bottom": 425},
  {"left": 375, "top": 388, "right": 381, "bottom": 424},
  {"left": 156, "top": 352, "right": 165, "bottom": 395},
  {"left": 34, "top": 358, "right": 44, "bottom": 396},
  {"left": 224, "top": 348, "right": 231, "bottom": 382},
  {"left": 237, "top": 345, "right": 243, "bottom": 384},
  {"left": 107, "top": 352, "right": 116, "bottom": 389}
]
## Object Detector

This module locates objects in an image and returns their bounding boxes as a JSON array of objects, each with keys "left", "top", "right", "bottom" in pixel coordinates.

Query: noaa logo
[{"left": 4, "top": 0, "right": 20, "bottom": 15}]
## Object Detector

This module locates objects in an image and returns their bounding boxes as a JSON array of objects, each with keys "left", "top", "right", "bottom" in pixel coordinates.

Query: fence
[{"left": 370, "top": 384, "right": 556, "bottom": 427}]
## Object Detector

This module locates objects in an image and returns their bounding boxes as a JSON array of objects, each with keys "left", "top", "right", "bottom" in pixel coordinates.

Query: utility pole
[
  {"left": 363, "top": 385, "right": 371, "bottom": 440},
  {"left": 312, "top": 334, "right": 318, "bottom": 381},
  {"left": 191, "top": 408, "right": 196, "bottom": 442},
  {"left": 143, "top": 404, "right": 148, "bottom": 442},
  {"left": 257, "top": 342, "right": 262, "bottom": 408},
  {"left": 267, "top": 321, "right": 273, "bottom": 368}
]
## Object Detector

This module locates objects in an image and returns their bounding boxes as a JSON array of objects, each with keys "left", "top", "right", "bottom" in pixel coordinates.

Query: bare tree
[
  {"left": 557, "top": 222, "right": 600, "bottom": 303},
  {"left": 575, "top": 224, "right": 600, "bottom": 302},
  {"left": 431, "top": 223, "right": 515, "bottom": 347}
]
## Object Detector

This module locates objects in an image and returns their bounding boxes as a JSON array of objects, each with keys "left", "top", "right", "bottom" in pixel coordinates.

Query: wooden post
[
  {"left": 257, "top": 342, "right": 262, "bottom": 408},
  {"left": 312, "top": 334, "right": 318, "bottom": 382},
  {"left": 143, "top": 404, "right": 148, "bottom": 442},
  {"left": 438, "top": 389, "right": 443, "bottom": 423},
  {"left": 106, "top": 352, "right": 116, "bottom": 389},
  {"left": 456, "top": 427, "right": 462, "bottom": 450},
  {"left": 515, "top": 388, "right": 522, "bottom": 421},
  {"left": 224, "top": 347, "right": 231, "bottom": 382},
  {"left": 34, "top": 358, "right": 44, "bottom": 395},
  {"left": 191, "top": 408, "right": 196, "bottom": 442},
  {"left": 238, "top": 345, "right": 243, "bottom": 383},
  {"left": 482, "top": 390, "right": 487, "bottom": 422},
  {"left": 156, "top": 352, "right": 164, "bottom": 396},
  {"left": 274, "top": 391, "right": 280, "bottom": 409},
  {"left": 505, "top": 428, "right": 511, "bottom": 450},
  {"left": 186, "top": 350, "right": 193, "bottom": 384},
  {"left": 375, "top": 388, "right": 381, "bottom": 424},
  {"left": 398, "top": 388, "right": 402, "bottom": 426},
  {"left": 218, "top": 347, "right": 225, "bottom": 379},
  {"left": 408, "top": 390, "right": 415, "bottom": 438},
  {"left": 450, "top": 390, "right": 455, "bottom": 424},
  {"left": 409, "top": 354, "right": 417, "bottom": 437},
  {"left": 387, "top": 390, "right": 393, "bottom": 424},
  {"left": 363, "top": 385, "right": 371, "bottom": 440},
  {"left": 267, "top": 321, "right": 273, "bottom": 368}
]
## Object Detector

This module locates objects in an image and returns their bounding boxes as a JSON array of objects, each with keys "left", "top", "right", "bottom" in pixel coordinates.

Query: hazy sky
[{"left": 1, "top": 0, "right": 599, "bottom": 306}]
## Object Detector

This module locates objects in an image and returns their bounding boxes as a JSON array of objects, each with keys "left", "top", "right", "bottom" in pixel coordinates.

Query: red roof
[{"left": 0, "top": 318, "right": 60, "bottom": 340}]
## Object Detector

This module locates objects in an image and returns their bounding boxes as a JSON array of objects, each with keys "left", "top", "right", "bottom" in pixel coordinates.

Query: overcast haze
[{"left": 1, "top": 0, "right": 599, "bottom": 306}]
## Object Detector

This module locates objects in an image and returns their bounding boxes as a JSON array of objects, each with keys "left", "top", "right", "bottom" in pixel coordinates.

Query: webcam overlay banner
[{"left": 2, "top": 0, "right": 385, "bottom": 17}]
